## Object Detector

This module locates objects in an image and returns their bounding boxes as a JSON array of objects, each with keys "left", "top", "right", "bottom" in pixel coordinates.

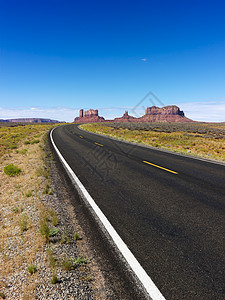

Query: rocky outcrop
[
  {"left": 138, "top": 105, "right": 192, "bottom": 122},
  {"left": 1, "top": 118, "right": 63, "bottom": 123},
  {"left": 74, "top": 105, "right": 193, "bottom": 123},
  {"left": 114, "top": 111, "right": 137, "bottom": 122},
  {"left": 113, "top": 106, "right": 192, "bottom": 123},
  {"left": 7, "top": 118, "right": 62, "bottom": 123},
  {"left": 74, "top": 109, "right": 105, "bottom": 123}
]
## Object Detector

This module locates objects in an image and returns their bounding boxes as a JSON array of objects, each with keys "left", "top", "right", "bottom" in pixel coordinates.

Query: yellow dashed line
[
  {"left": 143, "top": 160, "right": 178, "bottom": 174},
  {"left": 95, "top": 142, "right": 103, "bottom": 147}
]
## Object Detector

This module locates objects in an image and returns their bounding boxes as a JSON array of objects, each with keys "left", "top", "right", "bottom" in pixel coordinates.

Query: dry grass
[
  {"left": 81, "top": 122, "right": 225, "bottom": 162},
  {"left": 0, "top": 123, "right": 55, "bottom": 297}
]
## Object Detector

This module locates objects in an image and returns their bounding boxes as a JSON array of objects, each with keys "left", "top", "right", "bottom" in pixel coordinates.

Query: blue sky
[{"left": 0, "top": 0, "right": 224, "bottom": 122}]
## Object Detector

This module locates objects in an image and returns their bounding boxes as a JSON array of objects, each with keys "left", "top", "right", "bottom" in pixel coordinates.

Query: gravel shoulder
[{"left": 0, "top": 125, "right": 112, "bottom": 299}]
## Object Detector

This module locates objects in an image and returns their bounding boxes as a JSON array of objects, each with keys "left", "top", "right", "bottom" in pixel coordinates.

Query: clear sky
[{"left": 0, "top": 0, "right": 224, "bottom": 122}]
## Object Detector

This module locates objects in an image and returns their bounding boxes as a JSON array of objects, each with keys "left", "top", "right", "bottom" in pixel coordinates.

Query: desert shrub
[
  {"left": 48, "top": 209, "right": 59, "bottom": 226},
  {"left": 74, "top": 257, "right": 87, "bottom": 266},
  {"left": 43, "top": 184, "right": 50, "bottom": 194},
  {"left": 74, "top": 233, "right": 82, "bottom": 240},
  {"left": 39, "top": 219, "right": 50, "bottom": 241},
  {"left": 4, "top": 164, "right": 21, "bottom": 176},
  {"left": 49, "top": 227, "right": 59, "bottom": 237},
  {"left": 0, "top": 292, "right": 6, "bottom": 299},
  {"left": 31, "top": 139, "right": 40, "bottom": 144},
  {"left": 20, "top": 149, "right": 28, "bottom": 155},
  {"left": 19, "top": 214, "right": 29, "bottom": 232},
  {"left": 47, "top": 248, "right": 57, "bottom": 268},
  {"left": 51, "top": 274, "right": 59, "bottom": 284},
  {"left": 25, "top": 190, "right": 32, "bottom": 197},
  {"left": 27, "top": 264, "right": 37, "bottom": 274},
  {"left": 62, "top": 256, "right": 73, "bottom": 271}
]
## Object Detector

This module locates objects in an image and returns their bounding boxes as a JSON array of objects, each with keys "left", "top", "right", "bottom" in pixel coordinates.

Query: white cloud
[
  {"left": 178, "top": 100, "right": 225, "bottom": 122},
  {"left": 141, "top": 58, "right": 147, "bottom": 62}
]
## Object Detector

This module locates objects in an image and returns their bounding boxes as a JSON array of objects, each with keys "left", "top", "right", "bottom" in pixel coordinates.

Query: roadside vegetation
[
  {"left": 0, "top": 123, "right": 92, "bottom": 298},
  {"left": 81, "top": 122, "right": 225, "bottom": 162}
]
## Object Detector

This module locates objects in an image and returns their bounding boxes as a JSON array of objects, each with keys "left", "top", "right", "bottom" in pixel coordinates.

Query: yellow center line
[
  {"left": 80, "top": 136, "right": 83, "bottom": 138},
  {"left": 95, "top": 142, "right": 103, "bottom": 147},
  {"left": 143, "top": 160, "right": 178, "bottom": 174}
]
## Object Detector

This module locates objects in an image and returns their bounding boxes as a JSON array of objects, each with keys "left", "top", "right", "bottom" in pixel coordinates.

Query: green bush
[
  {"left": 27, "top": 264, "right": 37, "bottom": 274},
  {"left": 49, "top": 227, "right": 59, "bottom": 237},
  {"left": 25, "top": 190, "right": 32, "bottom": 197},
  {"left": 4, "top": 164, "right": 21, "bottom": 176},
  {"left": 39, "top": 219, "right": 50, "bottom": 241},
  {"left": 31, "top": 139, "right": 40, "bottom": 144},
  {"left": 19, "top": 214, "right": 29, "bottom": 232},
  {"left": 74, "top": 233, "right": 82, "bottom": 240},
  {"left": 62, "top": 256, "right": 73, "bottom": 271},
  {"left": 51, "top": 274, "right": 59, "bottom": 284},
  {"left": 0, "top": 292, "right": 6, "bottom": 299},
  {"left": 74, "top": 257, "right": 87, "bottom": 266}
]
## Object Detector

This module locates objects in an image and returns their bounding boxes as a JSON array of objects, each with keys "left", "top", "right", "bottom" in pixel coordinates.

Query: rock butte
[{"left": 74, "top": 106, "right": 193, "bottom": 123}]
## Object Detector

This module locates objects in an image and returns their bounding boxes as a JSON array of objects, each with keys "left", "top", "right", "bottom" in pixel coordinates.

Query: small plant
[
  {"left": 62, "top": 256, "right": 73, "bottom": 271},
  {"left": 51, "top": 214, "right": 58, "bottom": 225},
  {"left": 4, "top": 164, "right": 21, "bottom": 176},
  {"left": 25, "top": 190, "right": 32, "bottom": 197},
  {"left": 31, "top": 139, "right": 40, "bottom": 144},
  {"left": 48, "top": 209, "right": 59, "bottom": 226},
  {"left": 36, "top": 165, "right": 49, "bottom": 178},
  {"left": 19, "top": 214, "right": 29, "bottom": 232},
  {"left": 74, "top": 257, "right": 87, "bottom": 266},
  {"left": 10, "top": 144, "right": 18, "bottom": 149},
  {"left": 27, "top": 264, "right": 37, "bottom": 274},
  {"left": 74, "top": 233, "right": 82, "bottom": 240},
  {"left": 24, "top": 140, "right": 31, "bottom": 145},
  {"left": 60, "top": 230, "right": 70, "bottom": 244},
  {"left": 86, "top": 274, "right": 92, "bottom": 282},
  {"left": 39, "top": 219, "right": 50, "bottom": 241},
  {"left": 47, "top": 248, "right": 56, "bottom": 268},
  {"left": 12, "top": 207, "right": 19, "bottom": 213},
  {"left": 49, "top": 227, "right": 59, "bottom": 237},
  {"left": 0, "top": 292, "right": 6, "bottom": 299},
  {"left": 51, "top": 274, "right": 59, "bottom": 284},
  {"left": 20, "top": 149, "right": 28, "bottom": 155},
  {"left": 43, "top": 184, "right": 50, "bottom": 194}
]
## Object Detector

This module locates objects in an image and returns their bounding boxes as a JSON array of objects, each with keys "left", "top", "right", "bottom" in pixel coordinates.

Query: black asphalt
[{"left": 52, "top": 124, "right": 225, "bottom": 300}]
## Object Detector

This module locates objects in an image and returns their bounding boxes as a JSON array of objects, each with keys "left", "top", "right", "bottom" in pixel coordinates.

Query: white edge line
[{"left": 50, "top": 127, "right": 166, "bottom": 300}]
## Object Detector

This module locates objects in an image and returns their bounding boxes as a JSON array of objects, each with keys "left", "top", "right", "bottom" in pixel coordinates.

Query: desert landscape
[{"left": 81, "top": 121, "right": 225, "bottom": 162}]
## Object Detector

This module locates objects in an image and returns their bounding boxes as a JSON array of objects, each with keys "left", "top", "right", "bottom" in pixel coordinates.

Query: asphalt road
[{"left": 52, "top": 124, "right": 225, "bottom": 300}]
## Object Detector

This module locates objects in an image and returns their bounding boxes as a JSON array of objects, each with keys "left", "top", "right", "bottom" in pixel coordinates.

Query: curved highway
[{"left": 51, "top": 124, "right": 225, "bottom": 300}]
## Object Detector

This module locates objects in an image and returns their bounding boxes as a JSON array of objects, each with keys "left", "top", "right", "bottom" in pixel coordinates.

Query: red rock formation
[
  {"left": 114, "top": 111, "right": 137, "bottom": 122},
  {"left": 113, "top": 106, "right": 193, "bottom": 123},
  {"left": 6, "top": 118, "right": 62, "bottom": 123},
  {"left": 139, "top": 105, "right": 192, "bottom": 122},
  {"left": 74, "top": 105, "right": 193, "bottom": 123},
  {"left": 74, "top": 109, "right": 105, "bottom": 123}
]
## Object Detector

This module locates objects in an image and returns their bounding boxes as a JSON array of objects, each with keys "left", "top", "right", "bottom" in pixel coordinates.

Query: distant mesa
[
  {"left": 74, "top": 109, "right": 105, "bottom": 123},
  {"left": 139, "top": 105, "right": 192, "bottom": 122},
  {"left": 114, "top": 111, "right": 137, "bottom": 122},
  {"left": 0, "top": 118, "right": 63, "bottom": 123},
  {"left": 74, "top": 105, "right": 193, "bottom": 123}
]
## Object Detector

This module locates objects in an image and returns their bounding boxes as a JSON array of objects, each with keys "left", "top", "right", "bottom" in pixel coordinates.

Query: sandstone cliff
[
  {"left": 138, "top": 105, "right": 192, "bottom": 122},
  {"left": 74, "top": 109, "right": 105, "bottom": 123},
  {"left": 74, "top": 105, "right": 193, "bottom": 123},
  {"left": 114, "top": 111, "right": 137, "bottom": 122},
  {"left": 1, "top": 118, "right": 62, "bottom": 123}
]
